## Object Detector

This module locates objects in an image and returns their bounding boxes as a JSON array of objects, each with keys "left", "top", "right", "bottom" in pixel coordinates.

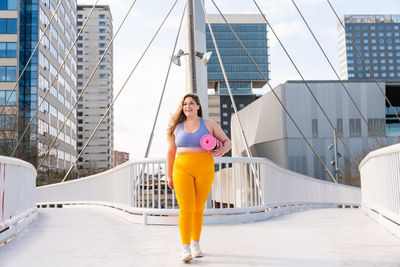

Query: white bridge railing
[
  {"left": 36, "top": 157, "right": 361, "bottom": 225},
  {"left": 360, "top": 143, "right": 400, "bottom": 237},
  {"left": 0, "top": 156, "right": 37, "bottom": 245}
]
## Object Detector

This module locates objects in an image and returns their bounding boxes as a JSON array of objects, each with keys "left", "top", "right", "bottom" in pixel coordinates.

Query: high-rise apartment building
[
  {"left": 76, "top": 5, "right": 113, "bottom": 172},
  {"left": 338, "top": 15, "right": 400, "bottom": 136},
  {"left": 0, "top": 0, "right": 78, "bottom": 180},
  {"left": 338, "top": 15, "right": 400, "bottom": 80},
  {"left": 206, "top": 14, "right": 268, "bottom": 155}
]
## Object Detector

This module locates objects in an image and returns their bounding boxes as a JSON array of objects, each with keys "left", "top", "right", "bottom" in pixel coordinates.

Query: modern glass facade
[
  {"left": 339, "top": 15, "right": 400, "bottom": 80},
  {"left": 206, "top": 21, "right": 269, "bottom": 94},
  {"left": 206, "top": 15, "right": 269, "bottom": 156},
  {"left": 338, "top": 15, "right": 400, "bottom": 136},
  {"left": 0, "top": 0, "right": 78, "bottom": 181},
  {"left": 385, "top": 83, "right": 400, "bottom": 136},
  {"left": 19, "top": 0, "right": 39, "bottom": 159}
]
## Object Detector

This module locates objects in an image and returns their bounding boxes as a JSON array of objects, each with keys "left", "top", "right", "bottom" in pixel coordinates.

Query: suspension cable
[
  {"left": 12, "top": 0, "right": 100, "bottom": 158},
  {"left": 0, "top": 0, "right": 68, "bottom": 115},
  {"left": 61, "top": 0, "right": 179, "bottom": 182},
  {"left": 35, "top": 0, "right": 139, "bottom": 169},
  {"left": 144, "top": 3, "right": 186, "bottom": 158},
  {"left": 200, "top": 3, "right": 254, "bottom": 160},
  {"left": 327, "top": 0, "right": 400, "bottom": 123},
  {"left": 251, "top": 0, "right": 360, "bottom": 170},
  {"left": 210, "top": 0, "right": 337, "bottom": 183},
  {"left": 292, "top": 0, "right": 383, "bottom": 148}
]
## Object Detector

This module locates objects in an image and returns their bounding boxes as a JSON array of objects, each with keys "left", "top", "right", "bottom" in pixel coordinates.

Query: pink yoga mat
[{"left": 200, "top": 134, "right": 221, "bottom": 151}]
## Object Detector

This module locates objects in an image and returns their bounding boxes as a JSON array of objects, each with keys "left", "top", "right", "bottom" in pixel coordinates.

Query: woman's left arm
[{"left": 208, "top": 120, "right": 232, "bottom": 157}]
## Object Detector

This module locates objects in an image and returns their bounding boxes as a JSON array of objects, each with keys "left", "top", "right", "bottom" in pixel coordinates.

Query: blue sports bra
[{"left": 175, "top": 118, "right": 211, "bottom": 148}]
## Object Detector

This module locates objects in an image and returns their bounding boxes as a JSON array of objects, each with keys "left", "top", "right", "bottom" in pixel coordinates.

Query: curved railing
[
  {"left": 359, "top": 143, "right": 400, "bottom": 237},
  {"left": 36, "top": 157, "right": 361, "bottom": 225},
  {"left": 0, "top": 156, "right": 37, "bottom": 245}
]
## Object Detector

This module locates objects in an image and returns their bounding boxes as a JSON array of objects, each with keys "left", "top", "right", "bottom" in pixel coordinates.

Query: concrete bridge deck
[{"left": 1, "top": 207, "right": 399, "bottom": 267}]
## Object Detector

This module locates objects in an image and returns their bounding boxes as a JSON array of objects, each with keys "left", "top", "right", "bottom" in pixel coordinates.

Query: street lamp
[{"left": 171, "top": 49, "right": 212, "bottom": 67}]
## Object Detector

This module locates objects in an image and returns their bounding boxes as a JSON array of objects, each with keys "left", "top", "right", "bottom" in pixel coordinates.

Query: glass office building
[
  {"left": 338, "top": 15, "right": 400, "bottom": 136},
  {"left": 338, "top": 15, "right": 400, "bottom": 80},
  {"left": 206, "top": 14, "right": 269, "bottom": 154},
  {"left": 0, "top": 0, "right": 78, "bottom": 181},
  {"left": 206, "top": 14, "right": 269, "bottom": 94}
]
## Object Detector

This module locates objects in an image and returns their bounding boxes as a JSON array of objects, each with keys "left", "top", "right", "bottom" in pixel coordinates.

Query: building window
[
  {"left": 337, "top": 119, "right": 343, "bottom": 136},
  {"left": 0, "top": 114, "right": 15, "bottom": 130},
  {"left": 99, "top": 50, "right": 105, "bottom": 55},
  {"left": 312, "top": 119, "right": 318, "bottom": 137},
  {"left": 99, "top": 43, "right": 106, "bottom": 48},
  {"left": 0, "top": 66, "right": 16, "bottom": 81},
  {"left": 99, "top": 28, "right": 105, "bottom": 33},
  {"left": 222, "top": 121, "right": 228, "bottom": 126},
  {"left": 0, "top": 42, "right": 16, "bottom": 57},
  {"left": 99, "top": 14, "right": 105, "bottom": 19},
  {"left": 99, "top": 74, "right": 106, "bottom": 79},
  {"left": 0, "top": 0, "right": 17, "bottom": 10},
  {"left": 0, "top": 19, "right": 17, "bottom": 34},
  {"left": 99, "top": 21, "right": 105, "bottom": 26},
  {"left": 349, "top": 118, "right": 361, "bottom": 137},
  {"left": 99, "top": 36, "right": 105, "bottom": 40},
  {"left": 0, "top": 90, "right": 16, "bottom": 106}
]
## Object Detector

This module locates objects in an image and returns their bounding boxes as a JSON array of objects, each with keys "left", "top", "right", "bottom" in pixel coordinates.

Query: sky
[{"left": 77, "top": 0, "right": 400, "bottom": 159}]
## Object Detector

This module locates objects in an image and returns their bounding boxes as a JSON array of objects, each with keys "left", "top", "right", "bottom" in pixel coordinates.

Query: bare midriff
[{"left": 176, "top": 147, "right": 209, "bottom": 154}]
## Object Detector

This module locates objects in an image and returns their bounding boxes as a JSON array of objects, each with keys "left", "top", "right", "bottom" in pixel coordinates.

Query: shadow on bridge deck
[{"left": 0, "top": 207, "right": 399, "bottom": 267}]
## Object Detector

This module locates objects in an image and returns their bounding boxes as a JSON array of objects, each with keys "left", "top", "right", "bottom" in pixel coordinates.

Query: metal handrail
[
  {"left": 0, "top": 156, "right": 37, "bottom": 244},
  {"left": 359, "top": 143, "right": 400, "bottom": 236}
]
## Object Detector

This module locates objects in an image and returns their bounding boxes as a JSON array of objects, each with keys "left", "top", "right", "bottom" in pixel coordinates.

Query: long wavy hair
[{"left": 167, "top": 93, "right": 203, "bottom": 140}]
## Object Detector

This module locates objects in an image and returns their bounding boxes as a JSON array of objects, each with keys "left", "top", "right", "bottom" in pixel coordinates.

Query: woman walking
[{"left": 166, "top": 93, "right": 231, "bottom": 262}]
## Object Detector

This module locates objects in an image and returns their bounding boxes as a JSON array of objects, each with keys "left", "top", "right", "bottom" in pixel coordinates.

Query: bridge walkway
[{"left": 0, "top": 207, "right": 399, "bottom": 267}]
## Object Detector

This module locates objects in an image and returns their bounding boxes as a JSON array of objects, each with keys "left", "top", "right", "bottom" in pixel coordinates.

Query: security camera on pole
[{"left": 329, "top": 129, "right": 342, "bottom": 182}]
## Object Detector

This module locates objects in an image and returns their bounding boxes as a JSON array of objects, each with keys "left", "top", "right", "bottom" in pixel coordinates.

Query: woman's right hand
[{"left": 168, "top": 178, "right": 174, "bottom": 190}]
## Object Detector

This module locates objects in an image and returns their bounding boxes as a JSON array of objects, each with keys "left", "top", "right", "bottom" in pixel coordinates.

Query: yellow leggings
[{"left": 173, "top": 152, "right": 215, "bottom": 245}]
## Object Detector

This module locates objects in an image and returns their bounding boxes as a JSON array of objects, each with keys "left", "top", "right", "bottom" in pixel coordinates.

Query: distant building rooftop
[
  {"left": 343, "top": 15, "right": 400, "bottom": 24},
  {"left": 207, "top": 14, "right": 266, "bottom": 24}
]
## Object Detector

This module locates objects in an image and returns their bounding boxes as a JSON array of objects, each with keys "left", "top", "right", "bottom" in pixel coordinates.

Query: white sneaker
[
  {"left": 190, "top": 240, "right": 204, "bottom": 258},
  {"left": 181, "top": 244, "right": 192, "bottom": 262}
]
